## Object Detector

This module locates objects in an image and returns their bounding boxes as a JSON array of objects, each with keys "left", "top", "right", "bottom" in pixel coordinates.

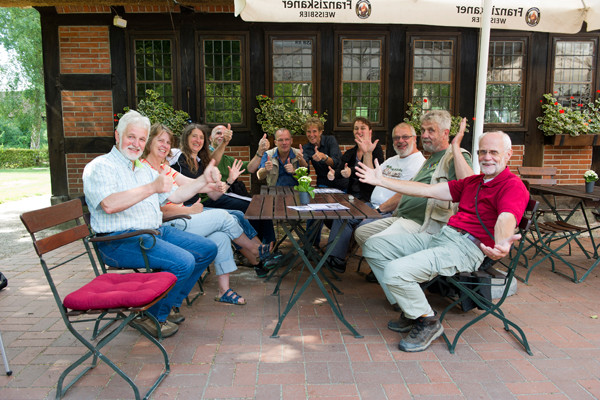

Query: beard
[{"left": 119, "top": 144, "right": 142, "bottom": 161}]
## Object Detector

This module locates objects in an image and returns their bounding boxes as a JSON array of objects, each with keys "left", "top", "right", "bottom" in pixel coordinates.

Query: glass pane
[{"left": 271, "top": 38, "right": 314, "bottom": 114}]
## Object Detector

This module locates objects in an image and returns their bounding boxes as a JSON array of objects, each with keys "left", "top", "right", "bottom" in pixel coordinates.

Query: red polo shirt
[{"left": 447, "top": 167, "right": 529, "bottom": 247}]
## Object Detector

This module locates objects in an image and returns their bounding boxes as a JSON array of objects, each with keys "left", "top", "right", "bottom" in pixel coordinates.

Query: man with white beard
[{"left": 323, "top": 123, "right": 425, "bottom": 273}]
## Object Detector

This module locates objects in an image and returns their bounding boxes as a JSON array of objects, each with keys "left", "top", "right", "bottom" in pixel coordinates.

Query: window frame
[
  {"left": 196, "top": 31, "right": 250, "bottom": 128},
  {"left": 548, "top": 35, "right": 599, "bottom": 106},
  {"left": 126, "top": 32, "right": 181, "bottom": 109},
  {"left": 406, "top": 33, "right": 459, "bottom": 117},
  {"left": 484, "top": 34, "right": 530, "bottom": 131},
  {"left": 334, "top": 31, "right": 388, "bottom": 130},
  {"left": 265, "top": 32, "right": 321, "bottom": 116}
]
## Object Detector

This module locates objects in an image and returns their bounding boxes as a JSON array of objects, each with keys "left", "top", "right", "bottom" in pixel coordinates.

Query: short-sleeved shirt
[
  {"left": 370, "top": 151, "right": 426, "bottom": 207},
  {"left": 141, "top": 159, "right": 182, "bottom": 207},
  {"left": 83, "top": 146, "right": 174, "bottom": 233},
  {"left": 447, "top": 167, "right": 529, "bottom": 247},
  {"left": 396, "top": 150, "right": 472, "bottom": 225}
]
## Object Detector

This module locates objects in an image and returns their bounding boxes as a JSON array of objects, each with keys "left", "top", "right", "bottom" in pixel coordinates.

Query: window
[
  {"left": 200, "top": 35, "right": 247, "bottom": 125},
  {"left": 269, "top": 36, "right": 317, "bottom": 114},
  {"left": 410, "top": 37, "right": 457, "bottom": 112},
  {"left": 552, "top": 38, "right": 597, "bottom": 105},
  {"left": 133, "top": 38, "right": 176, "bottom": 105},
  {"left": 485, "top": 39, "right": 526, "bottom": 125},
  {"left": 337, "top": 35, "right": 385, "bottom": 126}
]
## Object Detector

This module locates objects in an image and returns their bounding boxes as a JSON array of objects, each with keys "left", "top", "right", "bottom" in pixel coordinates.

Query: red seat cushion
[{"left": 63, "top": 272, "right": 177, "bottom": 311}]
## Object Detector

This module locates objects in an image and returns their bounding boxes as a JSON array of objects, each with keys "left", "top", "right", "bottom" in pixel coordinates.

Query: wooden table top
[
  {"left": 246, "top": 187, "right": 381, "bottom": 221},
  {"left": 528, "top": 184, "right": 600, "bottom": 202}
]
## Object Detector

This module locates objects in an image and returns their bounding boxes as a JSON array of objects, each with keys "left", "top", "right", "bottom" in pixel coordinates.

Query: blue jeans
[
  {"left": 168, "top": 208, "right": 242, "bottom": 276},
  {"left": 204, "top": 195, "right": 276, "bottom": 243},
  {"left": 97, "top": 225, "right": 217, "bottom": 321}
]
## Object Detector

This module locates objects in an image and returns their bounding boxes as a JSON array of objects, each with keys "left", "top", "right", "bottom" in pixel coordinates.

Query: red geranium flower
[
  {"left": 559, "top": 109, "right": 565, "bottom": 114},
  {"left": 472, "top": 117, "right": 476, "bottom": 120},
  {"left": 554, "top": 102, "right": 559, "bottom": 105},
  {"left": 290, "top": 99, "right": 295, "bottom": 103},
  {"left": 314, "top": 110, "right": 318, "bottom": 114},
  {"left": 570, "top": 96, "right": 575, "bottom": 99},
  {"left": 423, "top": 99, "right": 427, "bottom": 103},
  {"left": 540, "top": 100, "right": 543, "bottom": 103},
  {"left": 597, "top": 90, "right": 600, "bottom": 93}
]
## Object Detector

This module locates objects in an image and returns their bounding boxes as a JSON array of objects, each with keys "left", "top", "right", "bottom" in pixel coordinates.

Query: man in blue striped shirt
[{"left": 83, "top": 110, "right": 220, "bottom": 338}]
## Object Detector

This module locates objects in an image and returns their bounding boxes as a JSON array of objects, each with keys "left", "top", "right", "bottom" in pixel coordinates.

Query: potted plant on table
[
  {"left": 293, "top": 167, "right": 314, "bottom": 204},
  {"left": 537, "top": 92, "right": 600, "bottom": 146},
  {"left": 584, "top": 170, "right": 598, "bottom": 193}
]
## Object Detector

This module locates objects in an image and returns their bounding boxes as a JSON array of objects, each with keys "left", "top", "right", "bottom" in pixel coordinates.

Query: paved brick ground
[{"left": 1, "top": 238, "right": 599, "bottom": 399}]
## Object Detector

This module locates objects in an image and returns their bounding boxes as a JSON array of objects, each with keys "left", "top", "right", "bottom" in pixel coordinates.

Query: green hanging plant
[{"left": 403, "top": 99, "right": 470, "bottom": 136}]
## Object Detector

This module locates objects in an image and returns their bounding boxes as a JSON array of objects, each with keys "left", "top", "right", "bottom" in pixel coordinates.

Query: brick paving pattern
[{"left": 1, "top": 238, "right": 599, "bottom": 399}]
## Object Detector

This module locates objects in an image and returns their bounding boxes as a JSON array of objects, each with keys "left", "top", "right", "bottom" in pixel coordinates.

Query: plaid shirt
[{"left": 83, "top": 146, "right": 174, "bottom": 233}]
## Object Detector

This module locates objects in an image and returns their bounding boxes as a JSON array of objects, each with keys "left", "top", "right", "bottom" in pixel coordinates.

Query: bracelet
[{"left": 256, "top": 152, "right": 264, "bottom": 158}]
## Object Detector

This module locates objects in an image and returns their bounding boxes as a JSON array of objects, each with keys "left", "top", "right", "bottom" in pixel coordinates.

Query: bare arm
[
  {"left": 451, "top": 117, "right": 475, "bottom": 179},
  {"left": 209, "top": 124, "right": 233, "bottom": 164},
  {"left": 168, "top": 159, "right": 221, "bottom": 204},
  {"left": 101, "top": 178, "right": 167, "bottom": 214},
  {"left": 247, "top": 133, "right": 270, "bottom": 174},
  {"left": 479, "top": 212, "right": 521, "bottom": 260},
  {"left": 377, "top": 193, "right": 403, "bottom": 213},
  {"left": 355, "top": 159, "right": 453, "bottom": 201},
  {"left": 160, "top": 200, "right": 203, "bottom": 219}
]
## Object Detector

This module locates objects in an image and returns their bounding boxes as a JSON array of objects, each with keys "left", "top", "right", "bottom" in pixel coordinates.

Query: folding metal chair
[
  {"left": 20, "top": 199, "right": 176, "bottom": 400},
  {"left": 436, "top": 199, "right": 539, "bottom": 355}
]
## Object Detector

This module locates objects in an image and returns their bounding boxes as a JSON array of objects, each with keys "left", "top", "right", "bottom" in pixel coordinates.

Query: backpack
[{"left": 0, "top": 271, "right": 7, "bottom": 291}]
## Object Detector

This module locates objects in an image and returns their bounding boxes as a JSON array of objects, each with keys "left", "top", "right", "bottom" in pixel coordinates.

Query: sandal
[{"left": 214, "top": 289, "right": 246, "bottom": 305}]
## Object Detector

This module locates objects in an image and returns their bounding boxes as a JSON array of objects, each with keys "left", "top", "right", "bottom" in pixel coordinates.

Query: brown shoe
[
  {"left": 134, "top": 316, "right": 179, "bottom": 338},
  {"left": 387, "top": 312, "right": 414, "bottom": 333},
  {"left": 397, "top": 315, "right": 443, "bottom": 352},
  {"left": 167, "top": 307, "right": 185, "bottom": 325}
]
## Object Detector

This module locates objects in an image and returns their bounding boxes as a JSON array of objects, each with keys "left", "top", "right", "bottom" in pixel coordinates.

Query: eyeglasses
[
  {"left": 392, "top": 135, "right": 414, "bottom": 142},
  {"left": 476, "top": 149, "right": 500, "bottom": 157}
]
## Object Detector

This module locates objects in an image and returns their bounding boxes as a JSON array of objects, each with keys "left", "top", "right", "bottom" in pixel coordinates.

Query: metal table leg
[{"left": 271, "top": 220, "right": 362, "bottom": 338}]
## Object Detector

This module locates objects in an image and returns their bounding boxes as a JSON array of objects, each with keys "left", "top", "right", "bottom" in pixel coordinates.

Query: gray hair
[
  {"left": 420, "top": 110, "right": 452, "bottom": 133},
  {"left": 480, "top": 131, "right": 512, "bottom": 152},
  {"left": 392, "top": 122, "right": 416, "bottom": 137},
  {"left": 115, "top": 110, "right": 151, "bottom": 142}
]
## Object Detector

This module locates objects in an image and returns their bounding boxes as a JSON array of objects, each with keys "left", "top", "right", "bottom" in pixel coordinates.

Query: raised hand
[
  {"left": 203, "top": 159, "right": 221, "bottom": 184},
  {"left": 355, "top": 159, "right": 382, "bottom": 186},
  {"left": 216, "top": 181, "right": 228, "bottom": 194},
  {"left": 340, "top": 163, "right": 351, "bottom": 178},
  {"left": 153, "top": 165, "right": 173, "bottom": 193},
  {"left": 312, "top": 145, "right": 326, "bottom": 162},
  {"left": 296, "top": 146, "right": 303, "bottom": 159},
  {"left": 355, "top": 134, "right": 378, "bottom": 154},
  {"left": 327, "top": 165, "right": 335, "bottom": 181},
  {"left": 223, "top": 123, "right": 233, "bottom": 144},
  {"left": 283, "top": 157, "right": 295, "bottom": 174},
  {"left": 265, "top": 155, "right": 273, "bottom": 172},
  {"left": 187, "top": 198, "right": 204, "bottom": 214},
  {"left": 451, "top": 117, "right": 467, "bottom": 150},
  {"left": 227, "top": 158, "right": 246, "bottom": 182},
  {"left": 258, "top": 133, "right": 270, "bottom": 154}
]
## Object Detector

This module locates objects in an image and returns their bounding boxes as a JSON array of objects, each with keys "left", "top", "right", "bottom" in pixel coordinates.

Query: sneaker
[
  {"left": 255, "top": 264, "right": 269, "bottom": 278},
  {"left": 167, "top": 307, "right": 185, "bottom": 325},
  {"left": 387, "top": 312, "right": 414, "bottom": 333},
  {"left": 134, "top": 316, "right": 179, "bottom": 339},
  {"left": 365, "top": 271, "right": 378, "bottom": 283},
  {"left": 397, "top": 315, "right": 443, "bottom": 352}
]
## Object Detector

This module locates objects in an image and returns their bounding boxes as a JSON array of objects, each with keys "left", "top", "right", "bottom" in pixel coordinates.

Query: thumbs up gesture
[
  {"left": 258, "top": 133, "right": 270, "bottom": 154},
  {"left": 223, "top": 123, "right": 233, "bottom": 144},
  {"left": 312, "top": 145, "right": 326, "bottom": 162},
  {"left": 153, "top": 165, "right": 173, "bottom": 193},
  {"left": 341, "top": 163, "right": 351, "bottom": 178},
  {"left": 284, "top": 157, "right": 295, "bottom": 174},
  {"left": 265, "top": 155, "right": 273, "bottom": 172},
  {"left": 327, "top": 165, "right": 335, "bottom": 181}
]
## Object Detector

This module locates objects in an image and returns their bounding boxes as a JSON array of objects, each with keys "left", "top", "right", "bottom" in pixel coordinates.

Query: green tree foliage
[{"left": 0, "top": 8, "right": 45, "bottom": 149}]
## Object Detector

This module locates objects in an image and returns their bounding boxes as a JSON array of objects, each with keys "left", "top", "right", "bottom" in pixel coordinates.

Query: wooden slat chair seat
[
  {"left": 435, "top": 199, "right": 539, "bottom": 355},
  {"left": 20, "top": 199, "right": 174, "bottom": 400}
]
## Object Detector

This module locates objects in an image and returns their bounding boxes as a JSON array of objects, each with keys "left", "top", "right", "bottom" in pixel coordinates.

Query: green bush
[{"left": 0, "top": 148, "right": 49, "bottom": 168}]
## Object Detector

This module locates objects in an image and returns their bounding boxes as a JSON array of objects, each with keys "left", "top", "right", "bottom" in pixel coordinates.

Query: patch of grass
[{"left": 0, "top": 167, "right": 51, "bottom": 204}]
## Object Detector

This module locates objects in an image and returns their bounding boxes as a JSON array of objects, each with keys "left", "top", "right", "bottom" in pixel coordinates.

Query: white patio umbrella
[{"left": 234, "top": 0, "right": 595, "bottom": 172}]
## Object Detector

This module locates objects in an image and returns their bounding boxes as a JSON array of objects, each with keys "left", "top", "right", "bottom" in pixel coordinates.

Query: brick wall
[
  {"left": 59, "top": 26, "right": 111, "bottom": 74},
  {"left": 508, "top": 145, "right": 524, "bottom": 171},
  {"left": 56, "top": 6, "right": 110, "bottom": 13},
  {"left": 62, "top": 91, "right": 114, "bottom": 138},
  {"left": 194, "top": 5, "right": 234, "bottom": 13},
  {"left": 66, "top": 153, "right": 103, "bottom": 195},
  {"left": 541, "top": 145, "right": 594, "bottom": 184},
  {"left": 224, "top": 146, "right": 252, "bottom": 188}
]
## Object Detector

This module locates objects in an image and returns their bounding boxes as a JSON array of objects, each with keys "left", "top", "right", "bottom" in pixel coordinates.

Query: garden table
[{"left": 246, "top": 186, "right": 380, "bottom": 338}]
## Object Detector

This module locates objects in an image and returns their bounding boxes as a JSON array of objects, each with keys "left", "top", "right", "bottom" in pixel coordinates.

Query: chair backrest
[
  {"left": 519, "top": 198, "right": 539, "bottom": 233},
  {"left": 20, "top": 199, "right": 91, "bottom": 258},
  {"left": 517, "top": 166, "right": 557, "bottom": 186}
]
